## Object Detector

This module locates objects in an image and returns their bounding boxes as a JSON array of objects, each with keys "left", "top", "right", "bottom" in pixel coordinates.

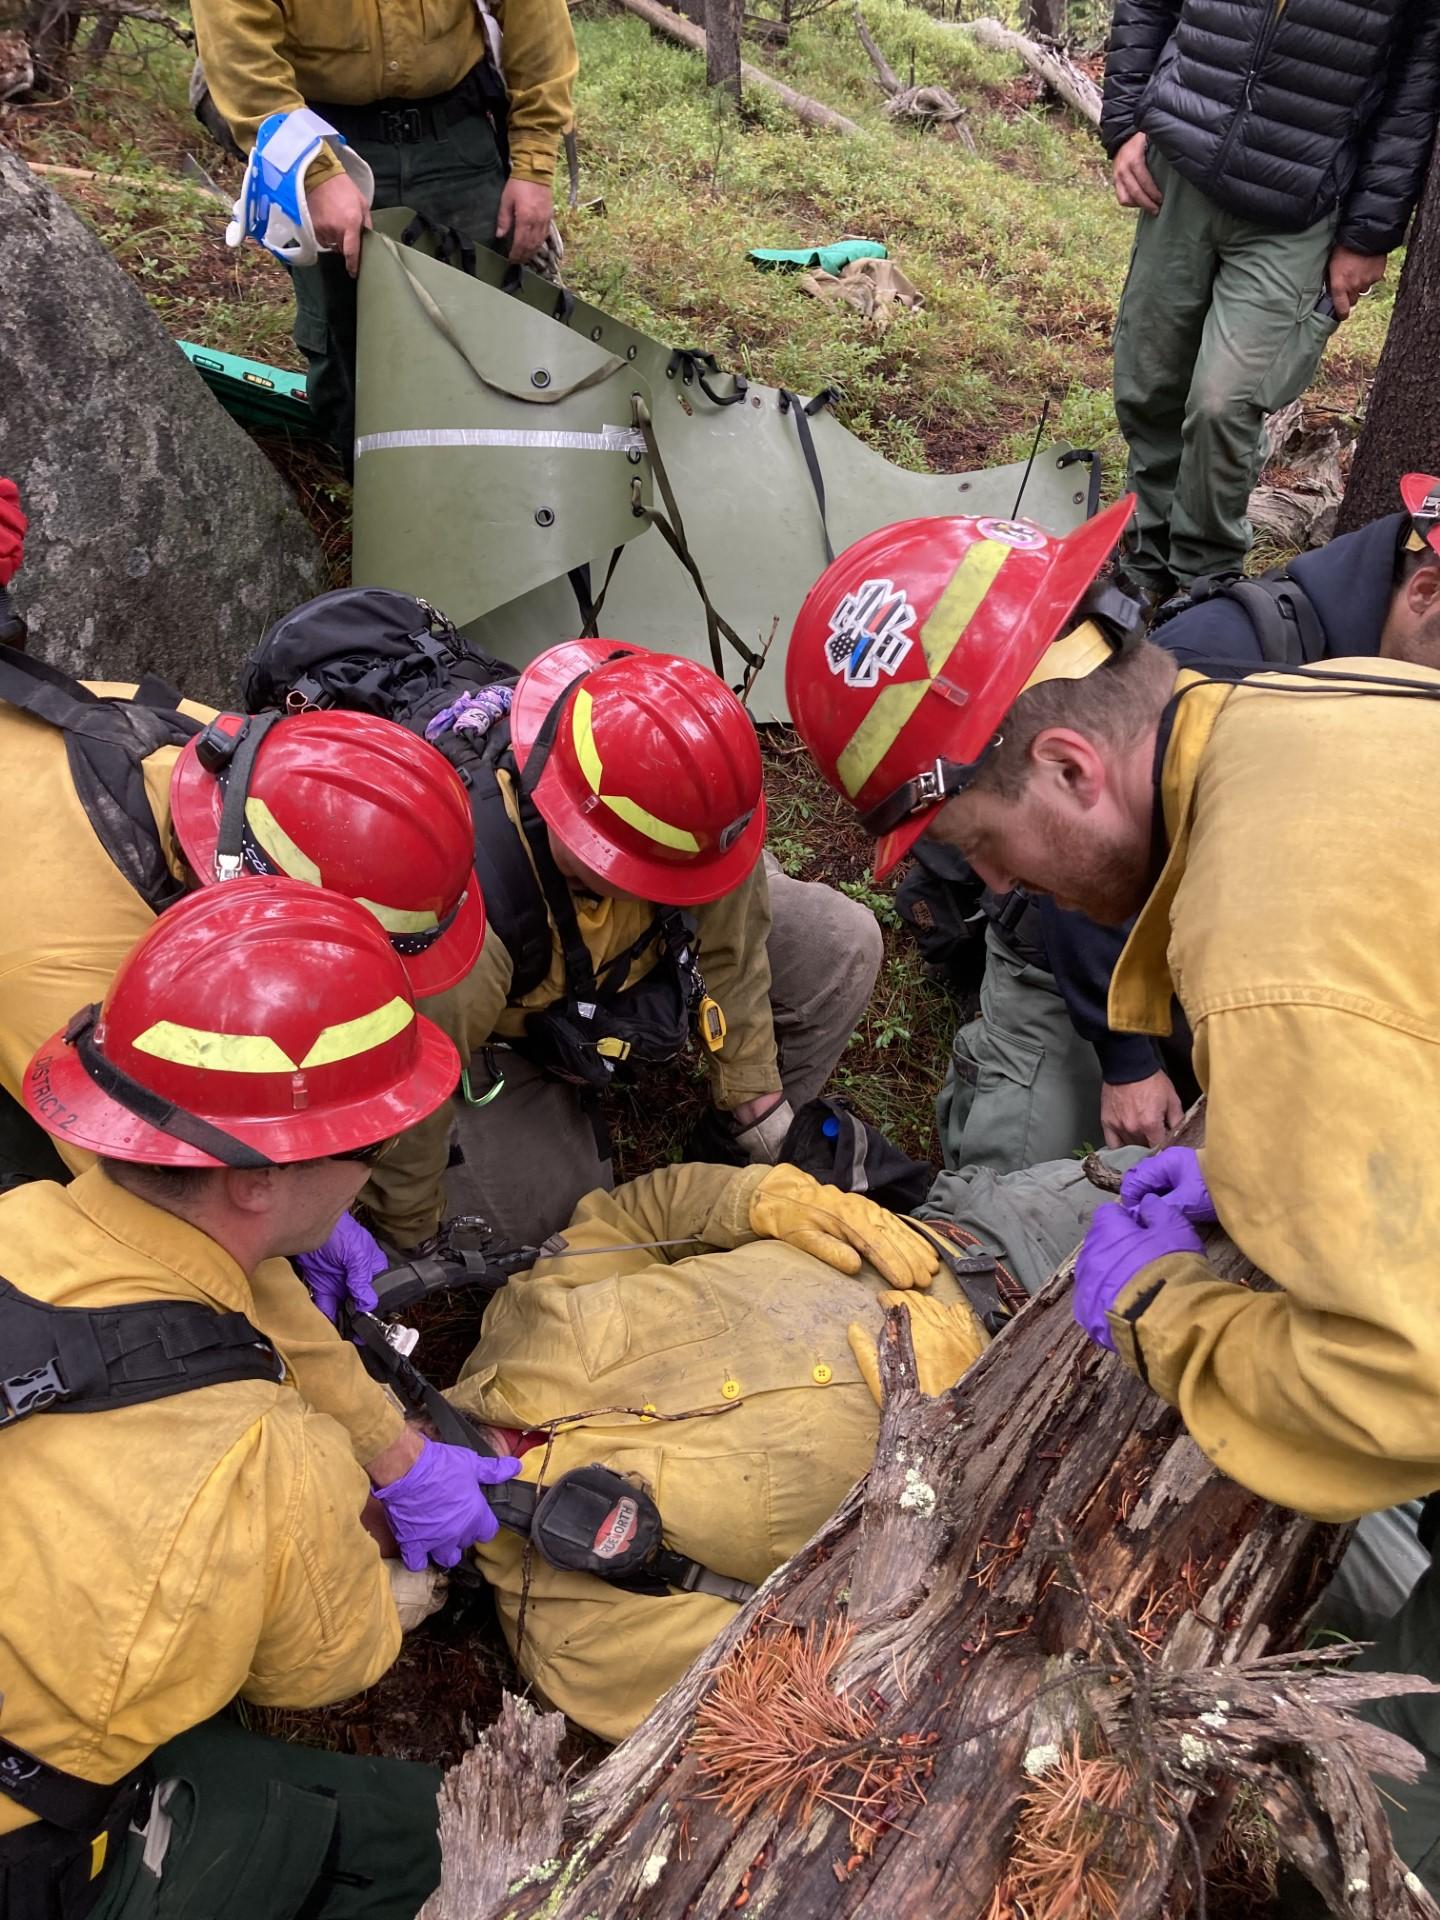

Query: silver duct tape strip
[{"left": 355, "top": 425, "right": 645, "bottom": 456}]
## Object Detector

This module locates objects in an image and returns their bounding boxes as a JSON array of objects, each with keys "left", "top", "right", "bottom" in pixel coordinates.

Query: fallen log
[
  {"left": 427, "top": 1107, "right": 1438, "bottom": 1918},
  {"left": 854, "top": 7, "right": 973, "bottom": 145},
  {"left": 612, "top": 0, "right": 861, "bottom": 134},
  {"left": 956, "top": 16, "right": 1102, "bottom": 129}
]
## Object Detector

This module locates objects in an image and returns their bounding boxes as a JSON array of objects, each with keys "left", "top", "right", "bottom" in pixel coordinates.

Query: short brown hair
[{"left": 973, "top": 638, "right": 1178, "bottom": 801}]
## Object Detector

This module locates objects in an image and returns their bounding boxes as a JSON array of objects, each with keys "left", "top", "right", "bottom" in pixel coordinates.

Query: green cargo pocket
[
  {"left": 1252, "top": 302, "right": 1338, "bottom": 413},
  {"left": 938, "top": 1019, "right": 1043, "bottom": 1172},
  {"left": 154, "top": 1776, "right": 336, "bottom": 1920}
]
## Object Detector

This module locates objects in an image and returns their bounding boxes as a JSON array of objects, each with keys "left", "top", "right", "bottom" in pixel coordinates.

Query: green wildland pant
[
  {"left": 1113, "top": 144, "right": 1338, "bottom": 590},
  {"left": 937, "top": 926, "right": 1103, "bottom": 1176},
  {"left": 91, "top": 1717, "right": 441, "bottom": 1920},
  {"left": 292, "top": 101, "right": 506, "bottom": 460},
  {"left": 1351, "top": 1515, "right": 1440, "bottom": 1902}
]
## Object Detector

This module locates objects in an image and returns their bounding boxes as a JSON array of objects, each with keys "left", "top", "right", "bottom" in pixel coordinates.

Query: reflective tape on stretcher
[{"left": 354, "top": 426, "right": 646, "bottom": 457}]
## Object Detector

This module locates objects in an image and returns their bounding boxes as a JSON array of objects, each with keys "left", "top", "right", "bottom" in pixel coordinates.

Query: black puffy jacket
[{"left": 1101, "top": 0, "right": 1440, "bottom": 251}]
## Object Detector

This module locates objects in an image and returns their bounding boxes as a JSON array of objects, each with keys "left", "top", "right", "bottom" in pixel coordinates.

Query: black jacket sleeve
[
  {"left": 1100, "top": 0, "right": 1182, "bottom": 158},
  {"left": 1336, "top": 0, "right": 1440, "bottom": 255},
  {"left": 1039, "top": 899, "right": 1162, "bottom": 1083}
]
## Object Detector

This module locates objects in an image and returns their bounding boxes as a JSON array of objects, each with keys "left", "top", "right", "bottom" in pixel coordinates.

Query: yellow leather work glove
[
  {"left": 749, "top": 1165, "right": 939, "bottom": 1290},
  {"left": 846, "top": 1291, "right": 990, "bottom": 1405}
]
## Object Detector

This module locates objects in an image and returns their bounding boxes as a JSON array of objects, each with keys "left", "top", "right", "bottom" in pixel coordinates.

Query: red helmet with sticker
[
  {"left": 509, "top": 638, "right": 765, "bottom": 905},
  {"left": 785, "top": 497, "right": 1136, "bottom": 877},
  {"left": 23, "top": 878, "right": 460, "bottom": 1167},
  {"left": 1400, "top": 473, "right": 1440, "bottom": 558},
  {"left": 169, "top": 708, "right": 485, "bottom": 997}
]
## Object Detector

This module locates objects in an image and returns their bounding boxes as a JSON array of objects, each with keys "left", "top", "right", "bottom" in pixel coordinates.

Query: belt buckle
[{"left": 382, "top": 106, "right": 424, "bottom": 143}]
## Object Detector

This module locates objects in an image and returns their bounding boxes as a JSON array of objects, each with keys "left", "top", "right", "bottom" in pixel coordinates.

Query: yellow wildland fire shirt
[
  {"left": 0, "top": 688, "right": 406, "bottom": 1466},
  {"left": 449, "top": 1162, "right": 979, "bottom": 1742},
  {"left": 191, "top": 0, "right": 577, "bottom": 187},
  {"left": 364, "top": 770, "right": 782, "bottom": 1246},
  {"left": 0, "top": 1171, "right": 398, "bottom": 1836},
  {"left": 1107, "top": 656, "right": 1440, "bottom": 1521}
]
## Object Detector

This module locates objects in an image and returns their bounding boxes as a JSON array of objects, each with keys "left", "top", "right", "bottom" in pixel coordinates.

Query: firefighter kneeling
[{"left": 0, "top": 881, "right": 508, "bottom": 1920}]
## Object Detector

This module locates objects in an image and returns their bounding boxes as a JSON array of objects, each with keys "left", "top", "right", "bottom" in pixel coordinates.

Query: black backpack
[
  {"left": 241, "top": 589, "right": 554, "bottom": 998},
  {"left": 1150, "top": 567, "right": 1326, "bottom": 665}
]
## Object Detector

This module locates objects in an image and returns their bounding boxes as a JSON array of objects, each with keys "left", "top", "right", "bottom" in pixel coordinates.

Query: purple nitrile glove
[
  {"left": 295, "top": 1212, "right": 388, "bottom": 1325},
  {"left": 1119, "top": 1145, "right": 1217, "bottom": 1225},
  {"left": 1073, "top": 1194, "right": 1204, "bottom": 1352},
  {"left": 374, "top": 1437, "right": 523, "bottom": 1571}
]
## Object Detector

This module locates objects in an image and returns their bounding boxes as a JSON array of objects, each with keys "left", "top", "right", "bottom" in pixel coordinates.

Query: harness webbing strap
[
  {"left": 211, "top": 711, "right": 285, "bottom": 880},
  {"left": 778, "top": 387, "right": 837, "bottom": 566}
]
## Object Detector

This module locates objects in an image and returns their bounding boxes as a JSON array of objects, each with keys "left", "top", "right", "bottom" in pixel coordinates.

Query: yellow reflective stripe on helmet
[
  {"left": 300, "top": 996, "right": 415, "bottom": 1068},
  {"left": 836, "top": 538, "right": 1011, "bottom": 799},
  {"left": 246, "top": 797, "right": 322, "bottom": 886},
  {"left": 1019, "top": 617, "right": 1113, "bottom": 693},
  {"left": 132, "top": 997, "right": 416, "bottom": 1075},
  {"left": 571, "top": 688, "right": 702, "bottom": 854},
  {"left": 133, "top": 1021, "right": 297, "bottom": 1073},
  {"left": 356, "top": 897, "right": 442, "bottom": 935}
]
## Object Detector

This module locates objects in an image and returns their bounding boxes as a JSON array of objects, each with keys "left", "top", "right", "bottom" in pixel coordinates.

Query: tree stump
[{"left": 425, "top": 1110, "right": 1439, "bottom": 1918}]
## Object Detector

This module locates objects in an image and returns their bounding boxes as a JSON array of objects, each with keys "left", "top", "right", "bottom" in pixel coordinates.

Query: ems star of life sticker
[
  {"left": 975, "top": 518, "right": 1048, "bottom": 550},
  {"left": 825, "top": 578, "right": 916, "bottom": 689}
]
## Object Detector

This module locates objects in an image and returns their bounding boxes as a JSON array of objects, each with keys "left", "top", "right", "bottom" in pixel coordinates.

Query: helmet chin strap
[{"left": 856, "top": 737, "right": 1002, "bottom": 838}]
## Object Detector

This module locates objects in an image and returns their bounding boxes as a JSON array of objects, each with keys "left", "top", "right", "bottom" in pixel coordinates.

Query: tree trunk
[
  {"left": 618, "top": 0, "right": 859, "bottom": 132},
  {"left": 1336, "top": 135, "right": 1440, "bottom": 535},
  {"left": 1021, "top": 0, "right": 1067, "bottom": 40},
  {"left": 421, "top": 1107, "right": 1440, "bottom": 1919},
  {"left": 704, "top": 0, "right": 743, "bottom": 104}
]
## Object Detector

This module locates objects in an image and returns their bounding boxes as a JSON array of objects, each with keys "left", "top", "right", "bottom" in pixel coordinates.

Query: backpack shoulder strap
[
  {"left": 1223, "top": 574, "right": 1325, "bottom": 666},
  {"left": 0, "top": 1276, "right": 283, "bottom": 1430},
  {"left": 466, "top": 738, "right": 556, "bottom": 1001},
  {"left": 0, "top": 649, "right": 202, "bottom": 914}
]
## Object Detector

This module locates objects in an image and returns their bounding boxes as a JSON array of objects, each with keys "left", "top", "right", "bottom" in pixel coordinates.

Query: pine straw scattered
[
  {"left": 984, "top": 1735, "right": 1172, "bottom": 1920},
  {"left": 689, "top": 1617, "right": 935, "bottom": 1859}
]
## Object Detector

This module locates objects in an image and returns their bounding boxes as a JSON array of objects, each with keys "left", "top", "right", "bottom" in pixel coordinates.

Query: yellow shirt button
[
  {"left": 812, "top": 1364, "right": 832, "bottom": 1385},
  {"left": 640, "top": 1403, "right": 658, "bottom": 1422},
  {"left": 721, "top": 1379, "right": 741, "bottom": 1400}
]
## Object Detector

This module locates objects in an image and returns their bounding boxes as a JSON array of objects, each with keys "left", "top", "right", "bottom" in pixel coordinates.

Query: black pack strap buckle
[
  {"left": 666, "top": 349, "right": 749, "bottom": 408},
  {"left": 381, "top": 105, "right": 425, "bottom": 143},
  {"left": 0, "top": 1357, "right": 67, "bottom": 1425}
]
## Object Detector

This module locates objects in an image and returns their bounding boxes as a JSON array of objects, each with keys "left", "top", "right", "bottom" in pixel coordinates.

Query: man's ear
[
  {"left": 1028, "top": 726, "right": 1108, "bottom": 808},
  {"left": 223, "top": 1166, "right": 287, "bottom": 1216},
  {"left": 1405, "top": 559, "right": 1440, "bottom": 624}
]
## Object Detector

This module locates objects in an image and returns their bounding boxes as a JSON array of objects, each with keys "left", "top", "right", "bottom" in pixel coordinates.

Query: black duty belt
[{"left": 309, "top": 64, "right": 492, "bottom": 147}]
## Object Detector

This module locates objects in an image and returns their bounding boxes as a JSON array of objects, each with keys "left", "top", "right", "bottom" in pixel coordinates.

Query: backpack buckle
[
  {"left": 1, "top": 1358, "right": 68, "bottom": 1425},
  {"left": 381, "top": 106, "right": 424, "bottom": 143}
]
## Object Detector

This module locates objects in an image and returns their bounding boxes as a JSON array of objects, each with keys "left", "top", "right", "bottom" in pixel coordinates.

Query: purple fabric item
[
  {"left": 295, "top": 1212, "right": 388, "bottom": 1324},
  {"left": 423, "top": 685, "right": 513, "bottom": 743},
  {"left": 1073, "top": 1195, "right": 1204, "bottom": 1352},
  {"left": 1120, "top": 1145, "right": 1217, "bottom": 1224},
  {"left": 375, "top": 1438, "right": 523, "bottom": 1570}
]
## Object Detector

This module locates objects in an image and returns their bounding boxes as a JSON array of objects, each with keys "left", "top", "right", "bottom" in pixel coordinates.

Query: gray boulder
[{"left": 0, "top": 143, "right": 321, "bottom": 705}]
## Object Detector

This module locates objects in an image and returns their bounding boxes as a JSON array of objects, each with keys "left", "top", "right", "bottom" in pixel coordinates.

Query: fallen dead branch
[
  {"left": 1249, "top": 396, "right": 1359, "bottom": 551},
  {"left": 854, "top": 8, "right": 973, "bottom": 144},
  {"left": 614, "top": 0, "right": 860, "bottom": 133},
  {"left": 954, "top": 16, "right": 1102, "bottom": 129}
]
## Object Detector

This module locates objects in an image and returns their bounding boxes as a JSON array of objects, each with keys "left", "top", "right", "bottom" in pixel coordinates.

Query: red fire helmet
[
  {"left": 509, "top": 638, "right": 766, "bottom": 906},
  {"left": 169, "top": 709, "right": 484, "bottom": 997},
  {"left": 24, "top": 879, "right": 460, "bottom": 1166},
  {"left": 1400, "top": 473, "right": 1440, "bottom": 558},
  {"left": 785, "top": 496, "right": 1136, "bottom": 876}
]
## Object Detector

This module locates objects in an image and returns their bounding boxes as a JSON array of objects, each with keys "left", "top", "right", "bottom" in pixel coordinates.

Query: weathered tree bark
[
  {"left": 957, "top": 15, "right": 1101, "bottom": 128},
  {"left": 1336, "top": 134, "right": 1440, "bottom": 536},
  {"left": 423, "top": 1107, "right": 1439, "bottom": 1919},
  {"left": 416, "top": 1698, "right": 566, "bottom": 1920},
  {"left": 624, "top": 0, "right": 860, "bottom": 132},
  {"left": 0, "top": 146, "right": 321, "bottom": 703},
  {"left": 704, "top": 0, "right": 743, "bottom": 103}
]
